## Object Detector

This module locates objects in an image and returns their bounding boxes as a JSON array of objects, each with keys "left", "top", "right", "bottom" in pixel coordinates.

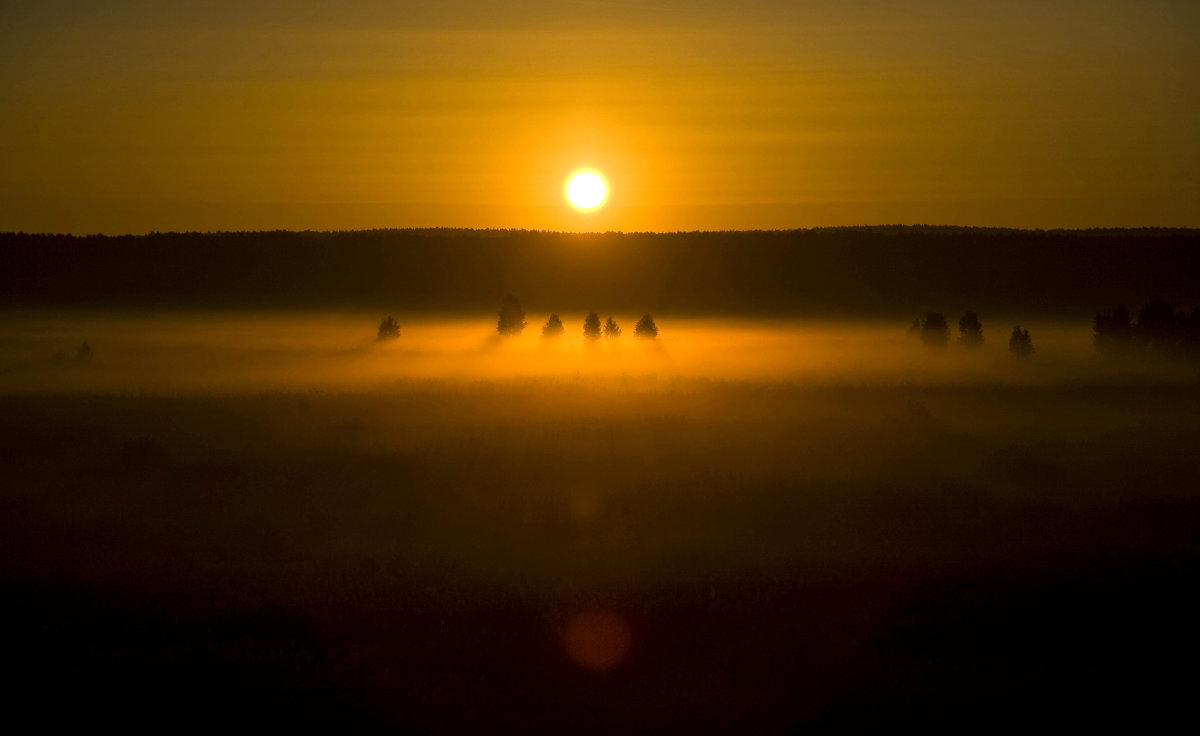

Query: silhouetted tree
[
  {"left": 921, "top": 312, "right": 949, "bottom": 349},
  {"left": 497, "top": 295, "right": 527, "bottom": 336},
  {"left": 1009, "top": 325, "right": 1034, "bottom": 357},
  {"left": 1136, "top": 300, "right": 1179, "bottom": 355},
  {"left": 542, "top": 314, "right": 564, "bottom": 338},
  {"left": 908, "top": 318, "right": 921, "bottom": 337},
  {"left": 958, "top": 311, "right": 983, "bottom": 348},
  {"left": 377, "top": 316, "right": 400, "bottom": 341},
  {"left": 604, "top": 316, "right": 622, "bottom": 338},
  {"left": 635, "top": 314, "right": 658, "bottom": 339},
  {"left": 583, "top": 312, "right": 601, "bottom": 340},
  {"left": 75, "top": 342, "right": 92, "bottom": 362},
  {"left": 1093, "top": 304, "right": 1133, "bottom": 355}
]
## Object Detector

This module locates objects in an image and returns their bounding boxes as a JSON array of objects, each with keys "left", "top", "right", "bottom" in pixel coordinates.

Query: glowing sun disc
[{"left": 566, "top": 170, "right": 607, "bottom": 211}]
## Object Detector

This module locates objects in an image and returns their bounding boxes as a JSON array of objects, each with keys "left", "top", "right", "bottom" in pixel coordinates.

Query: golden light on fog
[{"left": 565, "top": 170, "right": 608, "bottom": 211}]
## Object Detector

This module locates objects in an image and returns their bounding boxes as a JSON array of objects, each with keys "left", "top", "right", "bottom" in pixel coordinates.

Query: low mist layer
[{"left": 4, "top": 312, "right": 1197, "bottom": 394}]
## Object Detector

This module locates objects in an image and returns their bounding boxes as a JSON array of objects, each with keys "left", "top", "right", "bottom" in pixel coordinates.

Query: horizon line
[{"left": 5, "top": 224, "right": 1200, "bottom": 238}]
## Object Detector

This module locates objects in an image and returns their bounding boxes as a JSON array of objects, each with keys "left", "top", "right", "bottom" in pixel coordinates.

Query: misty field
[{"left": 3, "top": 312, "right": 1199, "bottom": 731}]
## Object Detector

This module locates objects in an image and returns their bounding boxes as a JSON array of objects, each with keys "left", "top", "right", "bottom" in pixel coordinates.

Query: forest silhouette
[{"left": 3, "top": 227, "right": 1198, "bottom": 315}]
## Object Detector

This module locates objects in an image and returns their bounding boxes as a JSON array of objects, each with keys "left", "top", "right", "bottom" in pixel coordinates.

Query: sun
[{"left": 565, "top": 169, "right": 608, "bottom": 211}]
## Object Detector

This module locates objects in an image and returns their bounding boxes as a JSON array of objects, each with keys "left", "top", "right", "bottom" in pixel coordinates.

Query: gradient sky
[{"left": 2, "top": 0, "right": 1197, "bottom": 233}]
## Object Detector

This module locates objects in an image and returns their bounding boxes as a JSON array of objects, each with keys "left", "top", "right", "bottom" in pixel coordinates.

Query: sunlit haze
[{"left": 2, "top": 0, "right": 1197, "bottom": 233}]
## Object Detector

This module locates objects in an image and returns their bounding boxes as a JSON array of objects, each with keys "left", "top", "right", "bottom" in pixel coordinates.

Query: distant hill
[{"left": 2, "top": 227, "right": 1198, "bottom": 317}]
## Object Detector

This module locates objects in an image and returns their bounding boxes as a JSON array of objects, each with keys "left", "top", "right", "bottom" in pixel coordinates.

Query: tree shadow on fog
[
  {"left": 473, "top": 332, "right": 507, "bottom": 355},
  {"left": 634, "top": 332, "right": 671, "bottom": 367}
]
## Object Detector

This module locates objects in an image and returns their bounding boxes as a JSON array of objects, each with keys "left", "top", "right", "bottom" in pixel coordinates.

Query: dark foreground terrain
[{"left": 4, "top": 373, "right": 1199, "bottom": 731}]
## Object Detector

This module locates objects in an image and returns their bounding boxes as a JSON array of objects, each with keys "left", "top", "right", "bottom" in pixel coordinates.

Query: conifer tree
[
  {"left": 603, "top": 316, "right": 622, "bottom": 338},
  {"left": 921, "top": 312, "right": 949, "bottom": 349},
  {"left": 634, "top": 314, "right": 658, "bottom": 339},
  {"left": 958, "top": 311, "right": 983, "bottom": 348},
  {"left": 377, "top": 316, "right": 400, "bottom": 341},
  {"left": 497, "top": 295, "right": 527, "bottom": 336},
  {"left": 1009, "top": 325, "right": 1034, "bottom": 357},
  {"left": 542, "top": 314, "right": 564, "bottom": 337},
  {"left": 583, "top": 312, "right": 602, "bottom": 340}
]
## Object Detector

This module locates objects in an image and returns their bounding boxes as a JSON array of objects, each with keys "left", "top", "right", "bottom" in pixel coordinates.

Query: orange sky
[{"left": 2, "top": 1, "right": 1197, "bottom": 233}]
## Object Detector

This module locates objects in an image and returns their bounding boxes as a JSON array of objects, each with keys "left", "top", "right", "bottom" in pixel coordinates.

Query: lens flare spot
[{"left": 563, "top": 608, "right": 630, "bottom": 670}]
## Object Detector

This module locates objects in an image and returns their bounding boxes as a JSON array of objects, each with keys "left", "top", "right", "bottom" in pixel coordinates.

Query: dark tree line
[
  {"left": 494, "top": 296, "right": 657, "bottom": 340},
  {"left": 918, "top": 310, "right": 986, "bottom": 350},
  {"left": 1094, "top": 301, "right": 1200, "bottom": 358},
  {"left": 916, "top": 310, "right": 1032, "bottom": 357},
  {"left": 8, "top": 228, "right": 1197, "bottom": 316},
  {"left": 909, "top": 300, "right": 1200, "bottom": 362}
]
